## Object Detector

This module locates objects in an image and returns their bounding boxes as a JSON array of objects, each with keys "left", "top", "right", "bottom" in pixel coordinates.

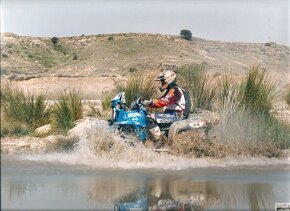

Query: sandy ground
[{"left": 6, "top": 76, "right": 121, "bottom": 99}]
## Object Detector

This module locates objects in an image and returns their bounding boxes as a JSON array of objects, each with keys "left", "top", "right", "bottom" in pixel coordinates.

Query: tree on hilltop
[
  {"left": 180, "top": 29, "right": 192, "bottom": 41},
  {"left": 51, "top": 37, "right": 59, "bottom": 44}
]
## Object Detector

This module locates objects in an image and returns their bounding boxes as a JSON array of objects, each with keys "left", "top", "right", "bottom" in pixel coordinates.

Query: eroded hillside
[{"left": 1, "top": 33, "right": 289, "bottom": 78}]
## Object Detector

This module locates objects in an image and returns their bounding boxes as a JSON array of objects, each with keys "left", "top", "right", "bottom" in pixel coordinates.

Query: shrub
[
  {"left": 0, "top": 68, "right": 7, "bottom": 75},
  {"left": 73, "top": 52, "right": 78, "bottom": 60},
  {"left": 176, "top": 64, "right": 216, "bottom": 110},
  {"left": 53, "top": 44, "right": 67, "bottom": 55},
  {"left": 51, "top": 89, "right": 83, "bottom": 131},
  {"left": 180, "top": 29, "right": 192, "bottom": 40},
  {"left": 2, "top": 53, "right": 8, "bottom": 58},
  {"left": 286, "top": 85, "right": 290, "bottom": 106},
  {"left": 108, "top": 36, "right": 114, "bottom": 41},
  {"left": 129, "top": 67, "right": 137, "bottom": 72},
  {"left": 51, "top": 37, "right": 59, "bottom": 44}
]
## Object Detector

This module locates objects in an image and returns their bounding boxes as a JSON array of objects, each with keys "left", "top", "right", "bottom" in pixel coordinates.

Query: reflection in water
[
  {"left": 111, "top": 178, "right": 274, "bottom": 211},
  {"left": 7, "top": 181, "right": 37, "bottom": 203},
  {"left": 85, "top": 176, "right": 141, "bottom": 204},
  {"left": 219, "top": 183, "right": 274, "bottom": 211},
  {"left": 2, "top": 168, "right": 287, "bottom": 210},
  {"left": 248, "top": 184, "right": 274, "bottom": 211}
]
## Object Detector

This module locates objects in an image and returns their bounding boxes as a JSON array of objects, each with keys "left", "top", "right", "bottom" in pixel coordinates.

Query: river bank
[{"left": 2, "top": 117, "right": 290, "bottom": 167}]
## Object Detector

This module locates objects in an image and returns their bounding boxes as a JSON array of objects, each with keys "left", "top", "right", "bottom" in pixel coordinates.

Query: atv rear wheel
[
  {"left": 168, "top": 120, "right": 210, "bottom": 145},
  {"left": 170, "top": 130, "right": 212, "bottom": 157},
  {"left": 167, "top": 120, "right": 189, "bottom": 145}
]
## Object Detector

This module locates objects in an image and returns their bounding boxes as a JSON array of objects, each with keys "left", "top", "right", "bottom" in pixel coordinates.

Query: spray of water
[{"left": 20, "top": 118, "right": 290, "bottom": 170}]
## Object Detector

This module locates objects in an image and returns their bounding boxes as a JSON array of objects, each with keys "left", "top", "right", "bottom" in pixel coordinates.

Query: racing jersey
[{"left": 148, "top": 85, "right": 185, "bottom": 112}]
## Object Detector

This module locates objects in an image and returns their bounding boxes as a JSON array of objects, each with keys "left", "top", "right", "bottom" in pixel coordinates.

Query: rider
[{"left": 142, "top": 69, "right": 186, "bottom": 148}]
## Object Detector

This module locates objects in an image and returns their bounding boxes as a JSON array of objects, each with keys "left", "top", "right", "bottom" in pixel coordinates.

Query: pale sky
[{"left": 1, "top": 0, "right": 289, "bottom": 45}]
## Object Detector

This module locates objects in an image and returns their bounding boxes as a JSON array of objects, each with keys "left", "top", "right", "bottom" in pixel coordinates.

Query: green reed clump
[
  {"left": 238, "top": 111, "right": 289, "bottom": 148},
  {"left": 1, "top": 111, "right": 30, "bottom": 137},
  {"left": 216, "top": 66, "right": 279, "bottom": 115},
  {"left": 214, "top": 66, "right": 289, "bottom": 150},
  {"left": 101, "top": 93, "right": 115, "bottom": 111},
  {"left": 101, "top": 71, "right": 158, "bottom": 111},
  {"left": 239, "top": 65, "right": 278, "bottom": 114},
  {"left": 51, "top": 89, "right": 83, "bottom": 131},
  {"left": 1, "top": 81, "right": 50, "bottom": 131},
  {"left": 87, "top": 105, "right": 111, "bottom": 120},
  {"left": 217, "top": 73, "right": 241, "bottom": 113},
  {"left": 115, "top": 71, "right": 158, "bottom": 107},
  {"left": 176, "top": 64, "right": 216, "bottom": 110},
  {"left": 260, "top": 114, "right": 290, "bottom": 148}
]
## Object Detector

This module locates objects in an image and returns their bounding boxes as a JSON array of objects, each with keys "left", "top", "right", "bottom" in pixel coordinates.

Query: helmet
[
  {"left": 155, "top": 70, "right": 176, "bottom": 84},
  {"left": 155, "top": 70, "right": 177, "bottom": 91}
]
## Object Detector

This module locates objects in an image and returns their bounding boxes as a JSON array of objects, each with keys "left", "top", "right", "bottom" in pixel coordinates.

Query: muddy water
[{"left": 1, "top": 153, "right": 289, "bottom": 211}]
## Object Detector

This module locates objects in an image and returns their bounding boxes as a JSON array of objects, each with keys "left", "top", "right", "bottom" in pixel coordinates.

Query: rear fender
[{"left": 167, "top": 118, "right": 209, "bottom": 145}]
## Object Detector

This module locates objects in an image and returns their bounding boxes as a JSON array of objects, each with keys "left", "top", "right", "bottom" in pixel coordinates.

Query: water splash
[{"left": 20, "top": 118, "right": 290, "bottom": 170}]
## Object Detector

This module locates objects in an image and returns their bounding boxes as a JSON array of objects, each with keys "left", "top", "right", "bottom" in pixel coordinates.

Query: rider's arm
[{"left": 148, "top": 87, "right": 182, "bottom": 108}]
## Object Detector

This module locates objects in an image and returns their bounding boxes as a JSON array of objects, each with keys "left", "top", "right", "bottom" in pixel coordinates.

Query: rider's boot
[
  {"left": 149, "top": 126, "right": 164, "bottom": 149},
  {"left": 154, "top": 139, "right": 164, "bottom": 149}
]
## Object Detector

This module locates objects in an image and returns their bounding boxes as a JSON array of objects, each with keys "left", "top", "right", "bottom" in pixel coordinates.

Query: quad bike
[{"left": 108, "top": 92, "right": 217, "bottom": 148}]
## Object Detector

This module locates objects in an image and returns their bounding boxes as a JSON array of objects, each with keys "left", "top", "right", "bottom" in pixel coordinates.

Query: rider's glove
[{"left": 141, "top": 99, "right": 152, "bottom": 106}]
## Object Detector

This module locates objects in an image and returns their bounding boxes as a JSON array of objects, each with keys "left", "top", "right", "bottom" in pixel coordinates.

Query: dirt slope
[
  {"left": 1, "top": 32, "right": 289, "bottom": 77},
  {"left": 1, "top": 32, "right": 290, "bottom": 103}
]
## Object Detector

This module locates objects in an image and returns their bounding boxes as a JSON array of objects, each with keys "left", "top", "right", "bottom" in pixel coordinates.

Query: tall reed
[
  {"left": 217, "top": 73, "right": 241, "bottom": 114},
  {"left": 214, "top": 66, "right": 289, "bottom": 148},
  {"left": 112, "top": 71, "right": 158, "bottom": 107},
  {"left": 239, "top": 65, "right": 278, "bottom": 114},
  {"left": 1, "top": 81, "right": 50, "bottom": 130},
  {"left": 176, "top": 64, "right": 216, "bottom": 110},
  {"left": 51, "top": 89, "right": 83, "bottom": 131},
  {"left": 100, "top": 71, "right": 158, "bottom": 112}
]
